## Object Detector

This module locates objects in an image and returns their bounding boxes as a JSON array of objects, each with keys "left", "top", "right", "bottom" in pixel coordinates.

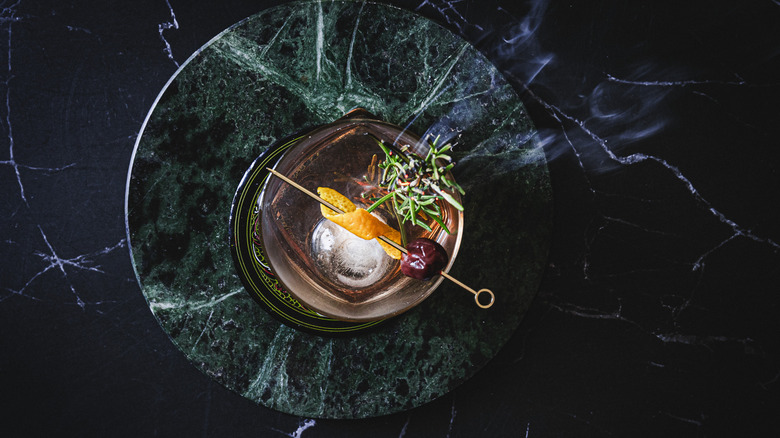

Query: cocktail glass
[{"left": 258, "top": 109, "right": 463, "bottom": 322}]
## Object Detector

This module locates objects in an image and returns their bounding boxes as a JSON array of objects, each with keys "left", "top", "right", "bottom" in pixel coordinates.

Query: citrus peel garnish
[{"left": 317, "top": 187, "right": 402, "bottom": 259}]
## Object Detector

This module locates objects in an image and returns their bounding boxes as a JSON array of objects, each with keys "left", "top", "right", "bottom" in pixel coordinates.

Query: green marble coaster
[{"left": 126, "top": 0, "right": 551, "bottom": 419}]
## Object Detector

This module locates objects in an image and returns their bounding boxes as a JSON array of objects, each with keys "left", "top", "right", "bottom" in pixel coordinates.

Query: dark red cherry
[{"left": 401, "top": 238, "right": 449, "bottom": 280}]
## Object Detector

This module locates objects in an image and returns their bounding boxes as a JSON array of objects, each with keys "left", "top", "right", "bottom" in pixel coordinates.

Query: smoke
[
  {"left": 455, "top": 0, "right": 780, "bottom": 256},
  {"left": 408, "top": 0, "right": 680, "bottom": 176},
  {"left": 487, "top": 0, "right": 676, "bottom": 173},
  {"left": 495, "top": 0, "right": 553, "bottom": 87},
  {"left": 417, "top": 82, "right": 480, "bottom": 147}
]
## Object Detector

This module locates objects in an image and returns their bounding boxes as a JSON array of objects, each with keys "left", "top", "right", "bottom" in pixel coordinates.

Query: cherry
[{"left": 400, "top": 238, "right": 449, "bottom": 280}]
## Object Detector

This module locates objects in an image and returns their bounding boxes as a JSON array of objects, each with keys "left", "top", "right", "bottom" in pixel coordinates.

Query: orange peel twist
[{"left": 317, "top": 187, "right": 403, "bottom": 259}]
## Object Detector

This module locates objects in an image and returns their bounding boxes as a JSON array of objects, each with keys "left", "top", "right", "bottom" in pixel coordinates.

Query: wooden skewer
[{"left": 266, "top": 167, "right": 495, "bottom": 309}]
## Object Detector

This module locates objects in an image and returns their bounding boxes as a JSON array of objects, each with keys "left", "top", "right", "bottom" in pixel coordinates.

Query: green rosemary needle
[{"left": 365, "top": 135, "right": 464, "bottom": 235}]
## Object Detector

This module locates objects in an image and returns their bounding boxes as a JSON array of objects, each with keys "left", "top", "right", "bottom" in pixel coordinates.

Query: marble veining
[
  {"left": 158, "top": 0, "right": 180, "bottom": 68},
  {"left": 1, "top": 1, "right": 124, "bottom": 310}
]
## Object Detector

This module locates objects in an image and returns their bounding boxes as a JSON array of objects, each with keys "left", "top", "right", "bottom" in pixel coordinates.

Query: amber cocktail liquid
[{"left": 258, "top": 110, "right": 463, "bottom": 322}]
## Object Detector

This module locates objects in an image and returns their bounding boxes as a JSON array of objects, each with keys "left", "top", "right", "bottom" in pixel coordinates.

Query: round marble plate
[{"left": 126, "top": 0, "right": 551, "bottom": 419}]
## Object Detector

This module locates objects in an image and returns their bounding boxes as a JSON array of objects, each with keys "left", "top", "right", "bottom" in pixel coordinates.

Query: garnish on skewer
[
  {"left": 401, "top": 238, "right": 448, "bottom": 280},
  {"left": 266, "top": 168, "right": 494, "bottom": 309}
]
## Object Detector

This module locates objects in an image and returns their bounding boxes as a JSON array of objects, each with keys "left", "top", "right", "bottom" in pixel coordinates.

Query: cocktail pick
[{"left": 266, "top": 167, "right": 495, "bottom": 309}]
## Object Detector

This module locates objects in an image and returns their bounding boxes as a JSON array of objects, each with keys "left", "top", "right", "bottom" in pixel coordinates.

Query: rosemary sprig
[{"left": 364, "top": 135, "right": 464, "bottom": 235}]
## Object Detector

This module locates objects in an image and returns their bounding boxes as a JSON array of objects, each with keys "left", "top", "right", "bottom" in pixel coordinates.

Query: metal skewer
[{"left": 267, "top": 167, "right": 495, "bottom": 309}]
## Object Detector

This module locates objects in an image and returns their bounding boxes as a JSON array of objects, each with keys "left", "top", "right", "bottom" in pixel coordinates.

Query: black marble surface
[{"left": 2, "top": 0, "right": 778, "bottom": 436}]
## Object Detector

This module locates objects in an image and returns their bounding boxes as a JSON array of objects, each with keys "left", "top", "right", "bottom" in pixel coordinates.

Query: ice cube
[{"left": 311, "top": 218, "right": 391, "bottom": 288}]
